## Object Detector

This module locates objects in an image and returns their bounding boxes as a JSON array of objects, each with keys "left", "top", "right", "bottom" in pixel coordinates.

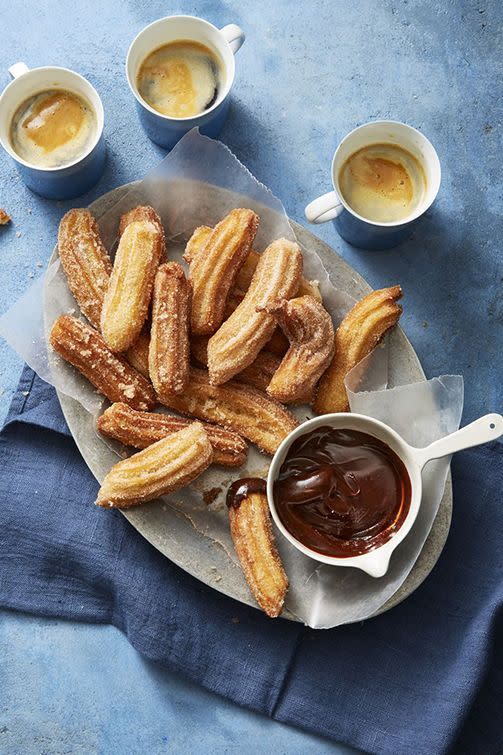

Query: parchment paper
[{"left": 0, "top": 129, "right": 463, "bottom": 628}]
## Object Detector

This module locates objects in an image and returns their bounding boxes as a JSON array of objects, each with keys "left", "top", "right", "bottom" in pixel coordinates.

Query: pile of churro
[{"left": 50, "top": 204, "right": 403, "bottom": 616}]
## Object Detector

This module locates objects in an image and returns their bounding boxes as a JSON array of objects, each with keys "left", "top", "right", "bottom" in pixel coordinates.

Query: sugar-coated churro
[
  {"left": 314, "top": 286, "right": 403, "bottom": 414},
  {"left": 97, "top": 402, "right": 248, "bottom": 467},
  {"left": 149, "top": 262, "right": 191, "bottom": 396},
  {"left": 190, "top": 336, "right": 281, "bottom": 393},
  {"left": 101, "top": 219, "right": 164, "bottom": 352},
  {"left": 186, "top": 209, "right": 259, "bottom": 336},
  {"left": 58, "top": 209, "right": 112, "bottom": 329},
  {"left": 263, "top": 295, "right": 335, "bottom": 403},
  {"left": 227, "top": 479, "right": 288, "bottom": 617},
  {"left": 96, "top": 422, "right": 213, "bottom": 509},
  {"left": 207, "top": 238, "right": 303, "bottom": 385},
  {"left": 118, "top": 205, "right": 165, "bottom": 248},
  {"left": 158, "top": 368, "right": 298, "bottom": 454},
  {"left": 50, "top": 315, "right": 156, "bottom": 411},
  {"left": 184, "top": 223, "right": 320, "bottom": 301}
]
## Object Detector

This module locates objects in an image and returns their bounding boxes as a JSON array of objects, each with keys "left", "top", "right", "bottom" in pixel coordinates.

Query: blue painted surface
[{"left": 0, "top": 0, "right": 501, "bottom": 752}]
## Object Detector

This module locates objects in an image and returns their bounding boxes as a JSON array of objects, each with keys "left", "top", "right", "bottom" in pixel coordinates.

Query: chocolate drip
[{"left": 226, "top": 477, "right": 267, "bottom": 509}]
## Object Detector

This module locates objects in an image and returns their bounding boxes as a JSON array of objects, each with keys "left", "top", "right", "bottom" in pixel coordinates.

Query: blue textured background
[{"left": 0, "top": 0, "right": 501, "bottom": 752}]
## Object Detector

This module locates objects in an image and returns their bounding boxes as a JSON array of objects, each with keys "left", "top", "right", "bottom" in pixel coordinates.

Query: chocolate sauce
[
  {"left": 226, "top": 477, "right": 267, "bottom": 509},
  {"left": 273, "top": 426, "right": 411, "bottom": 557}
]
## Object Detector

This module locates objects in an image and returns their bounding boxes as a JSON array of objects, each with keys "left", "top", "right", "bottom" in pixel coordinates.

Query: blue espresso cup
[
  {"left": 0, "top": 63, "right": 106, "bottom": 200},
  {"left": 305, "top": 120, "right": 441, "bottom": 250},
  {"left": 126, "top": 15, "right": 245, "bottom": 150}
]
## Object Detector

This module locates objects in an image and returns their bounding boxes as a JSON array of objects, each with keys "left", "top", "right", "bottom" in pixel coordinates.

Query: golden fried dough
[
  {"left": 314, "top": 286, "right": 403, "bottom": 414},
  {"left": 149, "top": 262, "right": 191, "bottom": 396},
  {"left": 227, "top": 480, "right": 288, "bottom": 617},
  {"left": 97, "top": 402, "right": 248, "bottom": 468},
  {"left": 96, "top": 422, "right": 213, "bottom": 509},
  {"left": 186, "top": 209, "right": 259, "bottom": 336},
  {"left": 263, "top": 295, "right": 335, "bottom": 403},
  {"left": 101, "top": 219, "right": 163, "bottom": 352},
  {"left": 49, "top": 315, "right": 156, "bottom": 411},
  {"left": 158, "top": 368, "right": 298, "bottom": 455},
  {"left": 58, "top": 209, "right": 112, "bottom": 329},
  {"left": 207, "top": 238, "right": 303, "bottom": 385}
]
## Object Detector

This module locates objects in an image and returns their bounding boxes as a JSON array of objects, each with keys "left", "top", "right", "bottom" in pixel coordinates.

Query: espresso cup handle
[
  {"left": 9, "top": 62, "right": 30, "bottom": 79},
  {"left": 305, "top": 191, "right": 343, "bottom": 224},
  {"left": 220, "top": 24, "right": 245, "bottom": 54}
]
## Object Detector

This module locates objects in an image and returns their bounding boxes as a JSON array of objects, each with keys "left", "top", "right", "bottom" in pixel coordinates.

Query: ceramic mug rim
[
  {"left": 0, "top": 65, "right": 104, "bottom": 173},
  {"left": 266, "top": 412, "right": 424, "bottom": 574},
  {"left": 330, "top": 119, "right": 442, "bottom": 228},
  {"left": 125, "top": 14, "right": 236, "bottom": 123}
]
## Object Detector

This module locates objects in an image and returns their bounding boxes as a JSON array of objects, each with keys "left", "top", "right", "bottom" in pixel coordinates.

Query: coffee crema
[
  {"left": 10, "top": 89, "right": 97, "bottom": 168},
  {"left": 273, "top": 426, "right": 412, "bottom": 557},
  {"left": 338, "top": 142, "right": 426, "bottom": 223},
  {"left": 137, "top": 40, "right": 223, "bottom": 119}
]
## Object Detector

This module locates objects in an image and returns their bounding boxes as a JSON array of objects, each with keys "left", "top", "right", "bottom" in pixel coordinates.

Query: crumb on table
[{"left": 0, "top": 209, "right": 11, "bottom": 225}]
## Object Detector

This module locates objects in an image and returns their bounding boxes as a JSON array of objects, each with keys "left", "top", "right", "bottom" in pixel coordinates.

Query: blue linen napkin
[{"left": 1, "top": 366, "right": 501, "bottom": 755}]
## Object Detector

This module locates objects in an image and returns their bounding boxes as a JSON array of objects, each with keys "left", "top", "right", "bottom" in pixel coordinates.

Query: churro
[
  {"left": 186, "top": 208, "right": 259, "bottom": 336},
  {"left": 184, "top": 223, "right": 320, "bottom": 301},
  {"left": 118, "top": 205, "right": 165, "bottom": 247},
  {"left": 263, "top": 295, "right": 335, "bottom": 403},
  {"left": 50, "top": 315, "right": 156, "bottom": 411},
  {"left": 57, "top": 209, "right": 112, "bottom": 329},
  {"left": 101, "top": 219, "right": 163, "bottom": 352},
  {"left": 315, "top": 286, "right": 403, "bottom": 414},
  {"left": 96, "top": 422, "right": 213, "bottom": 509},
  {"left": 159, "top": 368, "right": 298, "bottom": 454},
  {"left": 190, "top": 336, "right": 281, "bottom": 393},
  {"left": 227, "top": 478, "right": 288, "bottom": 617},
  {"left": 97, "top": 402, "right": 248, "bottom": 468},
  {"left": 149, "top": 262, "right": 191, "bottom": 396},
  {"left": 207, "top": 238, "right": 303, "bottom": 385}
]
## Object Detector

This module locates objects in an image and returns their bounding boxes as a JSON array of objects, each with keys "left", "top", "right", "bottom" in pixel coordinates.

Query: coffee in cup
[
  {"left": 338, "top": 143, "right": 427, "bottom": 223},
  {"left": 137, "top": 39, "right": 223, "bottom": 119},
  {"left": 9, "top": 88, "right": 97, "bottom": 169}
]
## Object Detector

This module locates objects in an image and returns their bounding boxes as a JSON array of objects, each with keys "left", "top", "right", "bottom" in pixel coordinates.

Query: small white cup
[
  {"left": 305, "top": 120, "right": 441, "bottom": 250},
  {"left": 0, "top": 63, "right": 105, "bottom": 199},
  {"left": 126, "top": 15, "right": 245, "bottom": 149},
  {"left": 267, "top": 412, "right": 502, "bottom": 577}
]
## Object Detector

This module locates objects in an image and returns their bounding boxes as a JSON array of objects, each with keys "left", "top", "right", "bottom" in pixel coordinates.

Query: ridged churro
[
  {"left": 190, "top": 336, "right": 281, "bottom": 393},
  {"left": 97, "top": 402, "right": 248, "bottom": 468},
  {"left": 186, "top": 209, "right": 259, "bottom": 336},
  {"left": 263, "top": 295, "right": 335, "bottom": 403},
  {"left": 50, "top": 315, "right": 156, "bottom": 411},
  {"left": 96, "top": 422, "right": 213, "bottom": 509},
  {"left": 227, "top": 478, "right": 288, "bottom": 617},
  {"left": 101, "top": 219, "right": 163, "bottom": 352},
  {"left": 315, "top": 286, "right": 403, "bottom": 414},
  {"left": 118, "top": 205, "right": 165, "bottom": 247},
  {"left": 207, "top": 238, "right": 303, "bottom": 385},
  {"left": 183, "top": 224, "right": 211, "bottom": 264},
  {"left": 185, "top": 224, "right": 320, "bottom": 301},
  {"left": 158, "top": 368, "right": 298, "bottom": 454},
  {"left": 149, "top": 262, "right": 191, "bottom": 396},
  {"left": 58, "top": 209, "right": 112, "bottom": 329}
]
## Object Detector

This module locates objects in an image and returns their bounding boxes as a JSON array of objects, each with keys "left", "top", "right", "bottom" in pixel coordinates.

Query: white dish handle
[
  {"left": 414, "top": 413, "right": 502, "bottom": 469},
  {"left": 220, "top": 24, "right": 245, "bottom": 54}
]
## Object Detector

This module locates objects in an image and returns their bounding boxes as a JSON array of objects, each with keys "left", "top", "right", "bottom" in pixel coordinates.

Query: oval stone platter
[{"left": 51, "top": 183, "right": 452, "bottom": 623}]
